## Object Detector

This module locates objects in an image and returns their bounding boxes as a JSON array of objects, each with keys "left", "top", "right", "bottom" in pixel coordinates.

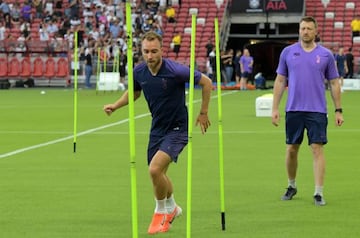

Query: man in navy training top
[
  {"left": 103, "top": 31, "right": 212, "bottom": 234},
  {"left": 272, "top": 16, "right": 344, "bottom": 206}
]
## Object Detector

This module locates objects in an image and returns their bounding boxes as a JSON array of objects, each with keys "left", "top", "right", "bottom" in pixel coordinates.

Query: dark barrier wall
[{"left": 230, "top": 0, "right": 304, "bottom": 13}]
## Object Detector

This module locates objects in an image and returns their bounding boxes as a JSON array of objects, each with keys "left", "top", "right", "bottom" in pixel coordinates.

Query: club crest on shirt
[
  {"left": 292, "top": 52, "right": 300, "bottom": 59},
  {"left": 162, "top": 78, "right": 167, "bottom": 90},
  {"left": 249, "top": 0, "right": 260, "bottom": 8},
  {"left": 316, "top": 55, "right": 321, "bottom": 63}
]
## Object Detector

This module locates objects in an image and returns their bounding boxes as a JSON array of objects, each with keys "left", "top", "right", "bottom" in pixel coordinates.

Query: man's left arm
[{"left": 329, "top": 78, "right": 344, "bottom": 126}]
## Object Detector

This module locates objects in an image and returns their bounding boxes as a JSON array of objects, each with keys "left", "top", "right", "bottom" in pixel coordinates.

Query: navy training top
[{"left": 133, "top": 58, "right": 202, "bottom": 136}]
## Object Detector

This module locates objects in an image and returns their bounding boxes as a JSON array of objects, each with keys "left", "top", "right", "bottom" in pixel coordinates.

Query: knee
[
  {"left": 287, "top": 145, "right": 299, "bottom": 156},
  {"left": 148, "top": 164, "right": 162, "bottom": 180}
]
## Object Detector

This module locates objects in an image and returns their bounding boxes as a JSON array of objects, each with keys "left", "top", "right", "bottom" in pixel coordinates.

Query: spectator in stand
[
  {"left": 345, "top": 47, "right": 354, "bottom": 78},
  {"left": 152, "top": 20, "right": 163, "bottom": 36},
  {"left": 88, "top": 24, "right": 100, "bottom": 42},
  {"left": 19, "top": 18, "right": 30, "bottom": 38},
  {"left": 10, "top": 2, "right": 21, "bottom": 28},
  {"left": 142, "top": 18, "right": 152, "bottom": 32},
  {"left": 351, "top": 15, "right": 360, "bottom": 40},
  {"left": 82, "top": 0, "right": 91, "bottom": 9},
  {"left": 154, "top": 9, "right": 163, "bottom": 28},
  {"left": 39, "top": 23, "right": 50, "bottom": 41},
  {"left": 109, "top": 18, "right": 121, "bottom": 39},
  {"left": 0, "top": 0, "right": 11, "bottom": 27},
  {"left": 141, "top": 8, "right": 151, "bottom": 26},
  {"left": 205, "top": 38, "right": 213, "bottom": 57},
  {"left": 47, "top": 19, "right": 59, "bottom": 35},
  {"left": 44, "top": 0, "right": 54, "bottom": 17},
  {"left": 145, "top": 0, "right": 159, "bottom": 14},
  {"left": 70, "top": 15, "right": 81, "bottom": 28},
  {"left": 0, "top": 21, "right": 6, "bottom": 40},
  {"left": 134, "top": 9, "right": 143, "bottom": 31},
  {"left": 97, "top": 9, "right": 108, "bottom": 30},
  {"left": 171, "top": 31, "right": 181, "bottom": 56},
  {"left": 165, "top": 5, "right": 175, "bottom": 23},
  {"left": 68, "top": 0, "right": 80, "bottom": 20},
  {"left": 106, "top": 9, "right": 117, "bottom": 24},
  {"left": 20, "top": 0, "right": 32, "bottom": 22},
  {"left": 114, "top": 0, "right": 124, "bottom": 21},
  {"left": 32, "top": 0, "right": 44, "bottom": 19},
  {"left": 54, "top": 0, "right": 63, "bottom": 17},
  {"left": 58, "top": 16, "right": 71, "bottom": 37},
  {"left": 335, "top": 47, "right": 348, "bottom": 92},
  {"left": 83, "top": 7, "right": 94, "bottom": 32},
  {"left": 43, "top": 10, "right": 53, "bottom": 23}
]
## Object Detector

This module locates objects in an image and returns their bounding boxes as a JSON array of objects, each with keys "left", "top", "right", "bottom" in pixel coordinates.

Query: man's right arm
[
  {"left": 103, "top": 90, "right": 141, "bottom": 115},
  {"left": 272, "top": 74, "right": 287, "bottom": 126}
]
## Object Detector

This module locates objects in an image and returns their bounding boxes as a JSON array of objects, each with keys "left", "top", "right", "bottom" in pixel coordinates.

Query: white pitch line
[
  {"left": 0, "top": 114, "right": 149, "bottom": 159},
  {"left": 0, "top": 91, "right": 237, "bottom": 159}
]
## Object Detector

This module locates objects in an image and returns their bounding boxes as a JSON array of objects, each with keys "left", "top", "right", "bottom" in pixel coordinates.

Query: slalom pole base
[{"left": 221, "top": 212, "right": 226, "bottom": 230}]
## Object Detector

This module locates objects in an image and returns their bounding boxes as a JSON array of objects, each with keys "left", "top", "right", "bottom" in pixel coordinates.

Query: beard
[
  {"left": 301, "top": 35, "right": 315, "bottom": 44},
  {"left": 146, "top": 58, "right": 161, "bottom": 72}
]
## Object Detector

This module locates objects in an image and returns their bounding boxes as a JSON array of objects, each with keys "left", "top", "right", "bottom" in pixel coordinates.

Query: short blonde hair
[{"left": 141, "top": 31, "right": 163, "bottom": 47}]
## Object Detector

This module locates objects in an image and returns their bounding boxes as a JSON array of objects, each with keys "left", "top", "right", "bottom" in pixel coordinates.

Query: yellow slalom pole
[
  {"left": 96, "top": 47, "right": 101, "bottom": 93},
  {"left": 186, "top": 13, "right": 197, "bottom": 238},
  {"left": 73, "top": 31, "right": 78, "bottom": 153},
  {"left": 215, "top": 17, "right": 226, "bottom": 230},
  {"left": 125, "top": 1, "right": 138, "bottom": 237}
]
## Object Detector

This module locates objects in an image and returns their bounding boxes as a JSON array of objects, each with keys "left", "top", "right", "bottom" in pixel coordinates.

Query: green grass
[{"left": 0, "top": 88, "right": 359, "bottom": 238}]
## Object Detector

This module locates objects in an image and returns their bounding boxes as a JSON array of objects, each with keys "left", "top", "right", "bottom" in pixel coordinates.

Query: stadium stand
[
  {"left": 1, "top": 0, "right": 358, "bottom": 88},
  {"left": 304, "top": 0, "right": 360, "bottom": 75},
  {"left": 307, "top": 0, "right": 356, "bottom": 51},
  {"left": 0, "top": 0, "right": 230, "bottom": 87},
  {"left": 161, "top": 0, "right": 228, "bottom": 68}
]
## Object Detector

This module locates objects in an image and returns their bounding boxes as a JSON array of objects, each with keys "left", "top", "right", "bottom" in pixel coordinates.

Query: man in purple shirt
[
  {"left": 239, "top": 48, "right": 253, "bottom": 90},
  {"left": 272, "top": 16, "right": 344, "bottom": 206},
  {"left": 103, "top": 31, "right": 212, "bottom": 234}
]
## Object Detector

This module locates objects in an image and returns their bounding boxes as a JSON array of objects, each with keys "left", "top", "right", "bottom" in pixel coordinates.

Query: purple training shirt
[
  {"left": 239, "top": 55, "right": 253, "bottom": 73},
  {"left": 276, "top": 42, "right": 339, "bottom": 113}
]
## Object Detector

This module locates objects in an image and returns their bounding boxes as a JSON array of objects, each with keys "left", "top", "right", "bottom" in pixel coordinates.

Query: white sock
[
  {"left": 314, "top": 186, "right": 323, "bottom": 196},
  {"left": 288, "top": 179, "right": 296, "bottom": 188},
  {"left": 154, "top": 198, "right": 167, "bottom": 214},
  {"left": 165, "top": 194, "right": 176, "bottom": 213}
]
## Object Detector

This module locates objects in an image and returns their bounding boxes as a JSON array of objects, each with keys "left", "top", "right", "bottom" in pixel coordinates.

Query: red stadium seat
[
  {"left": 20, "top": 57, "right": 31, "bottom": 78},
  {"left": 0, "top": 58, "right": 7, "bottom": 77},
  {"left": 56, "top": 58, "right": 69, "bottom": 77},
  {"left": 44, "top": 57, "right": 56, "bottom": 78},
  {"left": 7, "top": 58, "right": 20, "bottom": 77},
  {"left": 32, "top": 57, "right": 44, "bottom": 77}
]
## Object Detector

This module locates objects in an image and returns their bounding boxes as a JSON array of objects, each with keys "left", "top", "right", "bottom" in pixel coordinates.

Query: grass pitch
[{"left": 0, "top": 87, "right": 359, "bottom": 238}]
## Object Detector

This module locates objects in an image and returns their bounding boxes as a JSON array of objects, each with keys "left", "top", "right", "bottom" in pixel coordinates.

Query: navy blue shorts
[
  {"left": 147, "top": 130, "right": 188, "bottom": 165},
  {"left": 285, "top": 112, "right": 328, "bottom": 145},
  {"left": 241, "top": 71, "right": 251, "bottom": 78}
]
